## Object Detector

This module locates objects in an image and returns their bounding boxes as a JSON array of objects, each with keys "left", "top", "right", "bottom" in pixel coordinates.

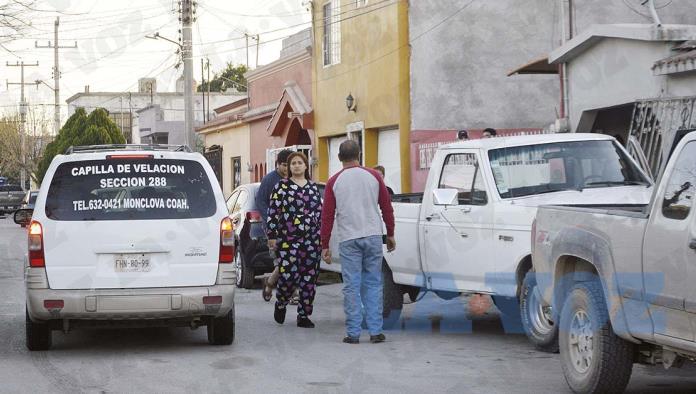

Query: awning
[
  {"left": 507, "top": 56, "right": 558, "bottom": 76},
  {"left": 266, "top": 81, "right": 313, "bottom": 136}
]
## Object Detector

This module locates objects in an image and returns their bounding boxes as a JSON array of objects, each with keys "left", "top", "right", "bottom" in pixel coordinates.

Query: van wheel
[
  {"left": 26, "top": 309, "right": 52, "bottom": 351},
  {"left": 207, "top": 305, "right": 235, "bottom": 345},
  {"left": 559, "top": 280, "right": 633, "bottom": 393},
  {"left": 235, "top": 248, "right": 254, "bottom": 289},
  {"left": 383, "top": 262, "right": 402, "bottom": 328},
  {"left": 520, "top": 271, "right": 559, "bottom": 352}
]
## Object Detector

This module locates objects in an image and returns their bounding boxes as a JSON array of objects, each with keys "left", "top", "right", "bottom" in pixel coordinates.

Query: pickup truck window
[
  {"left": 488, "top": 140, "right": 648, "bottom": 198},
  {"left": 661, "top": 141, "right": 696, "bottom": 220},
  {"left": 438, "top": 153, "right": 487, "bottom": 205}
]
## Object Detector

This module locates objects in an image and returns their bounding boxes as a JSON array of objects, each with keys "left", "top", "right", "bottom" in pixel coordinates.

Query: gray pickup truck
[
  {"left": 531, "top": 131, "right": 696, "bottom": 393},
  {"left": 0, "top": 184, "right": 25, "bottom": 214}
]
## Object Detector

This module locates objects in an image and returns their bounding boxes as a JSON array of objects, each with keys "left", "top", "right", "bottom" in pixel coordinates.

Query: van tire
[
  {"left": 235, "top": 248, "right": 254, "bottom": 289},
  {"left": 26, "top": 309, "right": 52, "bottom": 351},
  {"left": 559, "top": 280, "right": 633, "bottom": 393},
  {"left": 383, "top": 262, "right": 402, "bottom": 328},
  {"left": 520, "top": 271, "right": 559, "bottom": 353},
  {"left": 207, "top": 305, "right": 235, "bottom": 345}
]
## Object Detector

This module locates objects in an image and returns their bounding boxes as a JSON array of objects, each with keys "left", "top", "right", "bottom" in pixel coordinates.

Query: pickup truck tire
[
  {"left": 26, "top": 309, "right": 52, "bottom": 351},
  {"left": 559, "top": 280, "right": 633, "bottom": 394},
  {"left": 207, "top": 305, "right": 236, "bottom": 345},
  {"left": 520, "top": 272, "right": 559, "bottom": 353},
  {"left": 235, "top": 247, "right": 255, "bottom": 289},
  {"left": 382, "top": 262, "right": 403, "bottom": 328}
]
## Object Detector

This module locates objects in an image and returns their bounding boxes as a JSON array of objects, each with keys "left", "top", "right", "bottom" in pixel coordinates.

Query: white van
[{"left": 16, "top": 145, "right": 236, "bottom": 350}]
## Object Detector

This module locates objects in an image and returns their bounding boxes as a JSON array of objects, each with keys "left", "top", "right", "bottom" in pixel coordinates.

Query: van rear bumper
[{"left": 26, "top": 284, "right": 235, "bottom": 322}]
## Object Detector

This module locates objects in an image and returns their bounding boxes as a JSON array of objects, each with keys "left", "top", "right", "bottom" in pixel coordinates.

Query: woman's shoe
[
  {"left": 297, "top": 316, "right": 315, "bottom": 328},
  {"left": 274, "top": 304, "right": 286, "bottom": 324},
  {"left": 262, "top": 277, "right": 273, "bottom": 302}
]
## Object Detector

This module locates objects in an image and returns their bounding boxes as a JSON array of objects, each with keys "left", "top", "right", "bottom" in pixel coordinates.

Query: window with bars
[
  {"left": 322, "top": 0, "right": 341, "bottom": 66},
  {"left": 356, "top": 0, "right": 368, "bottom": 7}
]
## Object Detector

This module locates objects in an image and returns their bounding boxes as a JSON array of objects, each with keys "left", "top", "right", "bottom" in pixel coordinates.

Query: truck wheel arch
[
  {"left": 515, "top": 255, "right": 533, "bottom": 299},
  {"left": 552, "top": 254, "right": 637, "bottom": 344}
]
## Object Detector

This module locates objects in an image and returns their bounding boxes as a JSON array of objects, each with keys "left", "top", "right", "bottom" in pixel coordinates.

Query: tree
[
  {"left": 36, "top": 108, "right": 125, "bottom": 183},
  {"left": 0, "top": 107, "right": 53, "bottom": 186},
  {"left": 198, "top": 63, "right": 248, "bottom": 93},
  {"left": 1, "top": 1, "right": 38, "bottom": 45}
]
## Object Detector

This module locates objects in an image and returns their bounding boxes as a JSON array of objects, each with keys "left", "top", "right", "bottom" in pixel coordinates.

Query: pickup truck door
[
  {"left": 643, "top": 140, "right": 696, "bottom": 342},
  {"left": 421, "top": 150, "right": 494, "bottom": 292}
]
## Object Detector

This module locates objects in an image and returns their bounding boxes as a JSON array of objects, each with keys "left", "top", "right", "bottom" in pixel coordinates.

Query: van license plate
[{"left": 114, "top": 254, "right": 151, "bottom": 272}]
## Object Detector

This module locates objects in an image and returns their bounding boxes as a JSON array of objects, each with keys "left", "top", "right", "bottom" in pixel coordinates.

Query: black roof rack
[{"left": 64, "top": 144, "right": 191, "bottom": 154}]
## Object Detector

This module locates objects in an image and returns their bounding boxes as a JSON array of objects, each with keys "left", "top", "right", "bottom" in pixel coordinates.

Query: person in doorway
[
  {"left": 266, "top": 152, "right": 323, "bottom": 328},
  {"left": 482, "top": 128, "right": 497, "bottom": 138},
  {"left": 373, "top": 165, "right": 395, "bottom": 195},
  {"left": 321, "top": 140, "right": 396, "bottom": 344},
  {"left": 257, "top": 149, "right": 292, "bottom": 302}
]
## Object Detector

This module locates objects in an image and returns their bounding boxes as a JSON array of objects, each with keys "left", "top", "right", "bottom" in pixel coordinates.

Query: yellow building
[
  {"left": 196, "top": 99, "right": 251, "bottom": 198},
  {"left": 312, "top": 0, "right": 411, "bottom": 193}
]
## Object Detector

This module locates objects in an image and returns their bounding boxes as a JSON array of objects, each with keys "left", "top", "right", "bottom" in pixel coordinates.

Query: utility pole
[
  {"left": 255, "top": 34, "right": 260, "bottom": 69},
  {"left": 35, "top": 17, "right": 78, "bottom": 135},
  {"left": 6, "top": 61, "right": 40, "bottom": 191},
  {"left": 206, "top": 58, "right": 210, "bottom": 121},
  {"left": 245, "top": 33, "right": 250, "bottom": 69},
  {"left": 201, "top": 57, "right": 205, "bottom": 123},
  {"left": 181, "top": 0, "right": 195, "bottom": 149}
]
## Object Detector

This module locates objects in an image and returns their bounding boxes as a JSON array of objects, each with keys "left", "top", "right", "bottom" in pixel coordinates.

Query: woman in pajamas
[{"left": 266, "top": 152, "right": 322, "bottom": 328}]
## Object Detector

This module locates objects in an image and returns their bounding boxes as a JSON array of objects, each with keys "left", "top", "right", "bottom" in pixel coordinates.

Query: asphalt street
[{"left": 1, "top": 215, "right": 695, "bottom": 393}]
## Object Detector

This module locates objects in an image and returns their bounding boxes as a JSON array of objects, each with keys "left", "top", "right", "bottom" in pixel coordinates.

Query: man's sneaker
[
  {"left": 342, "top": 336, "right": 359, "bottom": 344},
  {"left": 274, "top": 304, "right": 286, "bottom": 324},
  {"left": 370, "top": 333, "right": 386, "bottom": 343},
  {"left": 297, "top": 316, "right": 315, "bottom": 328}
]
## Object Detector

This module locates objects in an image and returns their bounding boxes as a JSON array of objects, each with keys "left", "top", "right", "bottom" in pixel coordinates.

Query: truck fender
[{"left": 550, "top": 227, "right": 638, "bottom": 344}]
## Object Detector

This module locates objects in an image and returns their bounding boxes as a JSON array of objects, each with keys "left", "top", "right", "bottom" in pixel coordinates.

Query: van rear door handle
[{"left": 689, "top": 239, "right": 696, "bottom": 250}]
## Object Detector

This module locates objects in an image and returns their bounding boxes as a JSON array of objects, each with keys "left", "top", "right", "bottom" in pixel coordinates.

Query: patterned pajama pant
[{"left": 275, "top": 236, "right": 321, "bottom": 317}]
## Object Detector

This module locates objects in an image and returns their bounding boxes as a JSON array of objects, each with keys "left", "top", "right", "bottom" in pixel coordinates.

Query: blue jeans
[{"left": 339, "top": 235, "right": 383, "bottom": 338}]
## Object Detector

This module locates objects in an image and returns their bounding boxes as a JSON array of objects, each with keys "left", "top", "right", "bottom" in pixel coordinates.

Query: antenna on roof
[{"left": 644, "top": 0, "right": 662, "bottom": 27}]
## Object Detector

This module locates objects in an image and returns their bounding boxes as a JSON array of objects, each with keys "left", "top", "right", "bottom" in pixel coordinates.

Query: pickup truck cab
[
  {"left": 382, "top": 133, "right": 652, "bottom": 327},
  {"left": 532, "top": 131, "right": 696, "bottom": 393},
  {"left": 0, "top": 184, "right": 25, "bottom": 215}
]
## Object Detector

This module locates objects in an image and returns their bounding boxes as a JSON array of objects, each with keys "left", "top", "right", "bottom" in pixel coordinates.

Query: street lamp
[{"left": 146, "top": 31, "right": 195, "bottom": 150}]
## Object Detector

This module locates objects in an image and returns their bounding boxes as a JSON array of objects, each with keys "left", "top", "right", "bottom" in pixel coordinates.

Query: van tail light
[
  {"left": 246, "top": 210, "right": 262, "bottom": 223},
  {"left": 28, "top": 220, "right": 45, "bottom": 267},
  {"left": 219, "top": 217, "right": 235, "bottom": 263}
]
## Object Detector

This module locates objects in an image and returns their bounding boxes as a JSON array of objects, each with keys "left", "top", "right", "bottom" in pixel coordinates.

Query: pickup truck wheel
[
  {"left": 235, "top": 248, "right": 254, "bottom": 289},
  {"left": 559, "top": 280, "right": 633, "bottom": 394},
  {"left": 26, "top": 309, "right": 52, "bottom": 351},
  {"left": 520, "top": 272, "right": 558, "bottom": 353},
  {"left": 207, "top": 305, "right": 235, "bottom": 345},
  {"left": 382, "top": 262, "right": 403, "bottom": 328}
]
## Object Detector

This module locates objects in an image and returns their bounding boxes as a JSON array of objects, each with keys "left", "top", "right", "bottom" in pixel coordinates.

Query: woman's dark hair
[{"left": 287, "top": 151, "right": 311, "bottom": 180}]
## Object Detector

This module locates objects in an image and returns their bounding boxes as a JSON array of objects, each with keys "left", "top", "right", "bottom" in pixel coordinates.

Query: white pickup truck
[
  {"left": 380, "top": 133, "right": 653, "bottom": 330},
  {"left": 532, "top": 131, "right": 696, "bottom": 393}
]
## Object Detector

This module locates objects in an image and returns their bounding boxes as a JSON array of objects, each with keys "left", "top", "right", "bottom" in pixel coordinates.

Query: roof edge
[{"left": 549, "top": 24, "right": 696, "bottom": 64}]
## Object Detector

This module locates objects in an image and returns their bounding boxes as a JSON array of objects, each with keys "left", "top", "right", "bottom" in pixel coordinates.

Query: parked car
[
  {"left": 14, "top": 144, "right": 236, "bottom": 350},
  {"left": 531, "top": 131, "right": 696, "bottom": 393},
  {"left": 228, "top": 182, "right": 325, "bottom": 289},
  {"left": 361, "top": 133, "right": 653, "bottom": 329},
  {"left": 21, "top": 190, "right": 39, "bottom": 210},
  {"left": 0, "top": 184, "right": 25, "bottom": 215}
]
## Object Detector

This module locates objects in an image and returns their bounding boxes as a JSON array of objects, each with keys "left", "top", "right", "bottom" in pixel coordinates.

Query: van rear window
[{"left": 45, "top": 159, "right": 216, "bottom": 221}]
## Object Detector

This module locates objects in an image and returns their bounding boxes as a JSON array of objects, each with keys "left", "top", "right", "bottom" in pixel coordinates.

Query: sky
[{"left": 0, "top": 0, "right": 312, "bottom": 127}]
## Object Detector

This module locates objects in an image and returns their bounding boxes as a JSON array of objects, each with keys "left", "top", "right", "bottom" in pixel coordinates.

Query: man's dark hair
[
  {"left": 457, "top": 129, "right": 469, "bottom": 140},
  {"left": 338, "top": 140, "right": 360, "bottom": 162},
  {"left": 276, "top": 149, "right": 293, "bottom": 166},
  {"left": 483, "top": 128, "right": 497, "bottom": 136}
]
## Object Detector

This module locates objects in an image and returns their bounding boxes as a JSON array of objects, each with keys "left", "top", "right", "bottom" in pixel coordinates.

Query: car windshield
[
  {"left": 488, "top": 140, "right": 649, "bottom": 199},
  {"left": 0, "top": 185, "right": 22, "bottom": 192},
  {"left": 45, "top": 158, "right": 217, "bottom": 221}
]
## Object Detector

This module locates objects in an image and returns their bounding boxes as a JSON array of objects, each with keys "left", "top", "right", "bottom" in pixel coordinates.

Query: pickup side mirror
[
  {"left": 433, "top": 188, "right": 458, "bottom": 206},
  {"left": 14, "top": 208, "right": 33, "bottom": 227}
]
